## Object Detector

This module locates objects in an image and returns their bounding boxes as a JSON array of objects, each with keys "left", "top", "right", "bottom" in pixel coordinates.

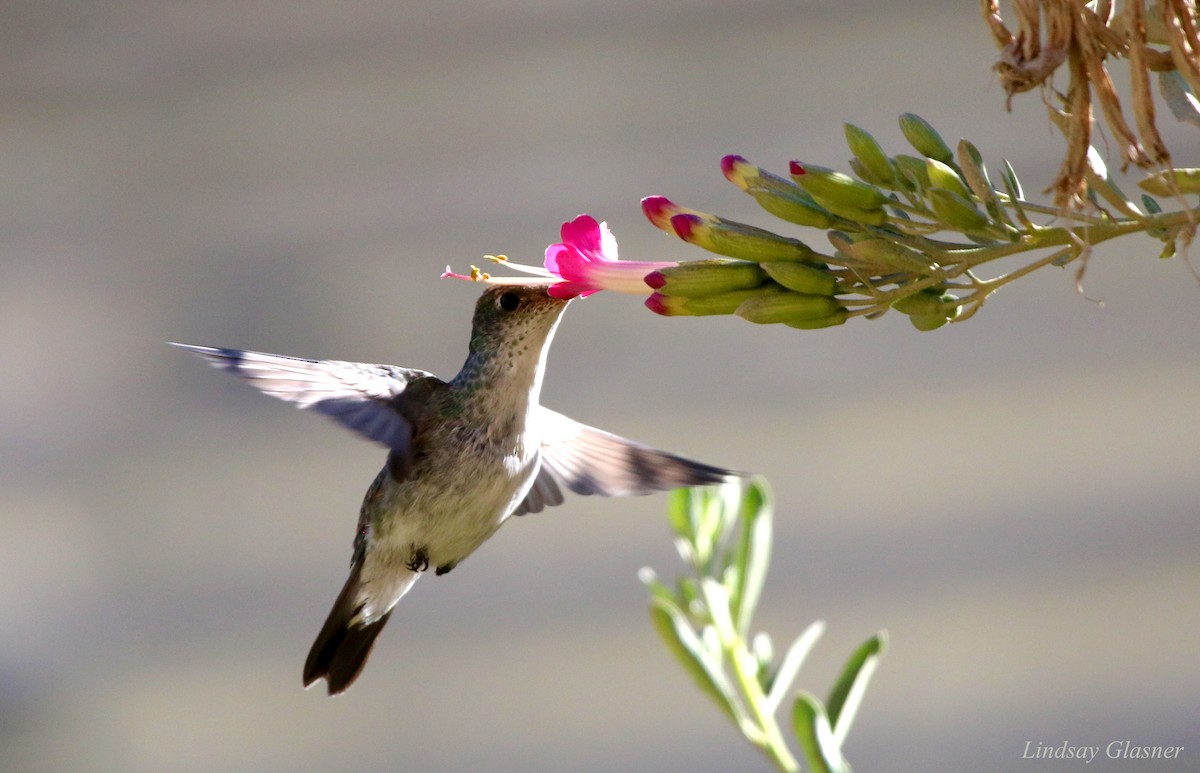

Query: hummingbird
[{"left": 173, "top": 283, "right": 740, "bottom": 695}]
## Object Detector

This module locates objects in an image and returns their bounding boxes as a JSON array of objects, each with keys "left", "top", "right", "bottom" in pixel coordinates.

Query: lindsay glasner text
[{"left": 1021, "top": 741, "right": 1184, "bottom": 762}]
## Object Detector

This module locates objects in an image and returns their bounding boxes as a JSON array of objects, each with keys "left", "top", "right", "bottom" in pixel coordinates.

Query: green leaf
[
  {"left": 649, "top": 598, "right": 740, "bottom": 725},
  {"left": 666, "top": 488, "right": 692, "bottom": 541},
  {"left": 999, "top": 159, "right": 1032, "bottom": 228},
  {"left": 1158, "top": 70, "right": 1200, "bottom": 128},
  {"left": 792, "top": 692, "right": 851, "bottom": 773},
  {"left": 700, "top": 577, "right": 735, "bottom": 642},
  {"left": 730, "top": 478, "right": 773, "bottom": 635},
  {"left": 957, "top": 139, "right": 1008, "bottom": 228},
  {"left": 752, "top": 631, "right": 774, "bottom": 690},
  {"left": 1138, "top": 167, "right": 1200, "bottom": 196},
  {"left": 826, "top": 631, "right": 887, "bottom": 747},
  {"left": 638, "top": 567, "right": 676, "bottom": 606},
  {"left": 1083, "top": 146, "right": 1144, "bottom": 218},
  {"left": 692, "top": 487, "right": 724, "bottom": 569},
  {"left": 1000, "top": 158, "right": 1024, "bottom": 199},
  {"left": 765, "top": 620, "right": 826, "bottom": 712},
  {"left": 676, "top": 576, "right": 706, "bottom": 623}
]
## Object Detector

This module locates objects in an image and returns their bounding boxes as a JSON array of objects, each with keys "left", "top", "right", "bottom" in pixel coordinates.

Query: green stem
[
  {"left": 723, "top": 621, "right": 799, "bottom": 771},
  {"left": 943, "top": 209, "right": 1189, "bottom": 268},
  {"left": 696, "top": 570, "right": 798, "bottom": 771}
]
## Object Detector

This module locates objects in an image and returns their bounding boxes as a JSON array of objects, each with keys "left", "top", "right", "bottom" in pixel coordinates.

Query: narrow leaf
[
  {"left": 638, "top": 567, "right": 676, "bottom": 606},
  {"left": 999, "top": 159, "right": 1032, "bottom": 228},
  {"left": 700, "top": 577, "right": 735, "bottom": 641},
  {"left": 1159, "top": 71, "right": 1200, "bottom": 128},
  {"left": 692, "top": 487, "right": 722, "bottom": 569},
  {"left": 957, "top": 139, "right": 1008, "bottom": 227},
  {"left": 731, "top": 478, "right": 773, "bottom": 635},
  {"left": 649, "top": 599, "right": 740, "bottom": 724},
  {"left": 666, "top": 488, "right": 691, "bottom": 541},
  {"left": 1083, "top": 146, "right": 1144, "bottom": 218},
  {"left": 752, "top": 631, "right": 774, "bottom": 690},
  {"left": 765, "top": 620, "right": 826, "bottom": 712},
  {"left": 1138, "top": 167, "right": 1200, "bottom": 196},
  {"left": 792, "top": 692, "right": 851, "bottom": 773},
  {"left": 827, "top": 631, "right": 888, "bottom": 747}
]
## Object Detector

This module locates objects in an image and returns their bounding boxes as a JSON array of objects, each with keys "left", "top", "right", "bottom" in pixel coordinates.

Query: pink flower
[
  {"left": 442, "top": 214, "right": 675, "bottom": 299},
  {"left": 543, "top": 214, "right": 675, "bottom": 299}
]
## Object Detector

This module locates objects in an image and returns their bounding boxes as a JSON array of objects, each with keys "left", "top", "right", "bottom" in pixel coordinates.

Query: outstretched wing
[
  {"left": 172, "top": 343, "right": 439, "bottom": 455},
  {"left": 514, "top": 407, "right": 741, "bottom": 514}
]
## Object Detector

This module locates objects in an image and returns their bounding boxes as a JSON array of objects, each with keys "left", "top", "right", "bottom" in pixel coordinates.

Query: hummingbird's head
[{"left": 466, "top": 284, "right": 571, "bottom": 364}]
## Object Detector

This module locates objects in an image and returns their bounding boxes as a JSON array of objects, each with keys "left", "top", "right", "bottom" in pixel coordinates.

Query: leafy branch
[{"left": 641, "top": 481, "right": 885, "bottom": 772}]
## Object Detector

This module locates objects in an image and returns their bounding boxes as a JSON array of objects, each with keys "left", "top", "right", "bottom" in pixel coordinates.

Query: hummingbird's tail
[{"left": 304, "top": 563, "right": 397, "bottom": 696}]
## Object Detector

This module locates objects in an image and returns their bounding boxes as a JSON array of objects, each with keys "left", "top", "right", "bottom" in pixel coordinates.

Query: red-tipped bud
[{"left": 642, "top": 196, "right": 705, "bottom": 233}]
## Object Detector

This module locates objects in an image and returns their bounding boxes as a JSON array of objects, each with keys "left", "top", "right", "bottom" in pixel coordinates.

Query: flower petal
[
  {"left": 560, "top": 214, "right": 604, "bottom": 256},
  {"left": 548, "top": 281, "right": 597, "bottom": 300},
  {"left": 544, "top": 242, "right": 570, "bottom": 275}
]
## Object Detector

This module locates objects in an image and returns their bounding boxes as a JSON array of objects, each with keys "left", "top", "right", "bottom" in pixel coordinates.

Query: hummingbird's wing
[
  {"left": 514, "top": 407, "right": 741, "bottom": 514},
  {"left": 172, "top": 343, "right": 439, "bottom": 456}
]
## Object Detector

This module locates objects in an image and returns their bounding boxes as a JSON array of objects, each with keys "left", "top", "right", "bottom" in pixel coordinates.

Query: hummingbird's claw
[{"left": 405, "top": 546, "right": 430, "bottom": 573}]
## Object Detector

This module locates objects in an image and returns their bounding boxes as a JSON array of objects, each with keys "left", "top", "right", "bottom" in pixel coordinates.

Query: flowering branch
[
  {"left": 637, "top": 105, "right": 1200, "bottom": 331},
  {"left": 450, "top": 111, "right": 1199, "bottom": 334}
]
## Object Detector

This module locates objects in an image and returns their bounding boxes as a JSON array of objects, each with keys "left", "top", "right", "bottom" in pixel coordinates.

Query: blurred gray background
[{"left": 3, "top": 2, "right": 1198, "bottom": 771}]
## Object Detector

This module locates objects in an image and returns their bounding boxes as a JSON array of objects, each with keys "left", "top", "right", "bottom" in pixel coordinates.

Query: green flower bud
[
  {"left": 646, "top": 287, "right": 767, "bottom": 316},
  {"left": 908, "top": 312, "right": 950, "bottom": 331},
  {"left": 722, "top": 155, "right": 833, "bottom": 228},
  {"left": 925, "top": 159, "right": 972, "bottom": 200},
  {"left": 644, "top": 260, "right": 767, "bottom": 298},
  {"left": 899, "top": 112, "right": 954, "bottom": 164},
  {"left": 789, "top": 161, "right": 887, "bottom": 210},
  {"left": 785, "top": 308, "right": 849, "bottom": 329},
  {"left": 829, "top": 231, "right": 935, "bottom": 274},
  {"left": 759, "top": 261, "right": 838, "bottom": 295},
  {"left": 749, "top": 190, "right": 834, "bottom": 229},
  {"left": 927, "top": 188, "right": 990, "bottom": 232},
  {"left": 826, "top": 230, "right": 854, "bottom": 253},
  {"left": 897, "top": 290, "right": 961, "bottom": 331},
  {"left": 1136, "top": 167, "right": 1200, "bottom": 196},
  {"left": 844, "top": 123, "right": 895, "bottom": 186},
  {"left": 847, "top": 159, "right": 873, "bottom": 185},
  {"left": 892, "top": 288, "right": 950, "bottom": 315},
  {"left": 893, "top": 154, "right": 931, "bottom": 191},
  {"left": 642, "top": 196, "right": 705, "bottom": 234},
  {"left": 670, "top": 213, "right": 813, "bottom": 262},
  {"left": 734, "top": 287, "right": 843, "bottom": 325},
  {"left": 811, "top": 197, "right": 889, "bottom": 227}
]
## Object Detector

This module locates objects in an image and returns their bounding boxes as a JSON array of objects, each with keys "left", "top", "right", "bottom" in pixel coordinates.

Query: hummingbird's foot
[
  {"left": 435, "top": 562, "right": 456, "bottom": 576},
  {"left": 405, "top": 546, "right": 430, "bottom": 573}
]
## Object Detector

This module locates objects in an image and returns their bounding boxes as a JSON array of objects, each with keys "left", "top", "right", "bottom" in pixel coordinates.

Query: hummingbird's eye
[{"left": 498, "top": 291, "right": 521, "bottom": 312}]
